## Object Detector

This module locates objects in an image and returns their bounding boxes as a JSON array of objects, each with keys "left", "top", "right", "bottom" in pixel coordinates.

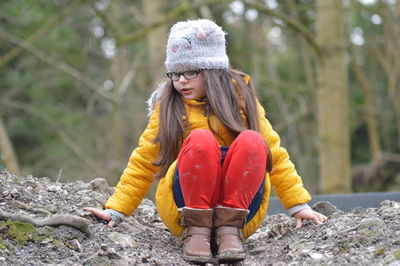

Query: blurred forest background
[{"left": 1, "top": 0, "right": 399, "bottom": 198}]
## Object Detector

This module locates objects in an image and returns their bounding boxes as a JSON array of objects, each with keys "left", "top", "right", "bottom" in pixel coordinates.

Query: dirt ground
[{"left": 1, "top": 170, "right": 400, "bottom": 265}]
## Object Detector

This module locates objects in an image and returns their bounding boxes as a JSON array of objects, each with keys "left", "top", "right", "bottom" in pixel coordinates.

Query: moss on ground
[
  {"left": 0, "top": 240, "right": 7, "bottom": 249},
  {"left": 392, "top": 249, "right": 400, "bottom": 260},
  {"left": 0, "top": 221, "right": 41, "bottom": 246}
]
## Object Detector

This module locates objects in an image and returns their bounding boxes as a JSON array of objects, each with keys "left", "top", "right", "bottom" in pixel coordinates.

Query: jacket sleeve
[
  {"left": 257, "top": 100, "right": 311, "bottom": 208},
  {"left": 105, "top": 104, "right": 161, "bottom": 216}
]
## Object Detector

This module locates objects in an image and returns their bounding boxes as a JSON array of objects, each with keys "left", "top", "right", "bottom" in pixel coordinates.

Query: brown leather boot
[
  {"left": 180, "top": 208, "right": 213, "bottom": 263},
  {"left": 214, "top": 206, "right": 248, "bottom": 262}
]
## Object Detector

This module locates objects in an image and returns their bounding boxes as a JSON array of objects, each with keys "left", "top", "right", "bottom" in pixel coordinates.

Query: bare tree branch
[
  {"left": 0, "top": 209, "right": 91, "bottom": 236},
  {"left": 0, "top": 28, "right": 113, "bottom": 101},
  {"left": 241, "top": 0, "right": 321, "bottom": 58},
  {"left": 0, "top": 0, "right": 84, "bottom": 68},
  {"left": 119, "top": 0, "right": 233, "bottom": 45},
  {"left": 0, "top": 100, "right": 104, "bottom": 176},
  {"left": 114, "top": 48, "right": 144, "bottom": 104},
  {"left": 0, "top": 116, "right": 20, "bottom": 175}
]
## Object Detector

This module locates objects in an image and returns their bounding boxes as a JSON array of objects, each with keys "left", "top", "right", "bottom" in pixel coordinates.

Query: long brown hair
[{"left": 152, "top": 68, "right": 262, "bottom": 178}]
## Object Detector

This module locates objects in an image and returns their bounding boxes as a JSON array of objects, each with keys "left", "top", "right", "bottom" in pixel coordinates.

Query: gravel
[{"left": 1, "top": 170, "right": 399, "bottom": 265}]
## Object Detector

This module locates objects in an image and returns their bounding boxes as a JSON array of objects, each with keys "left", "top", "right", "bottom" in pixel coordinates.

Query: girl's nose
[{"left": 178, "top": 74, "right": 188, "bottom": 82}]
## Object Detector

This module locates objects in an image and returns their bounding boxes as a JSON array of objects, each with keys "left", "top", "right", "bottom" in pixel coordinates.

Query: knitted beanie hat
[{"left": 165, "top": 19, "right": 229, "bottom": 73}]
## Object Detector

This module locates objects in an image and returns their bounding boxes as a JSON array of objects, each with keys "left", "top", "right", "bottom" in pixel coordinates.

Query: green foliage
[{"left": 0, "top": 0, "right": 398, "bottom": 191}]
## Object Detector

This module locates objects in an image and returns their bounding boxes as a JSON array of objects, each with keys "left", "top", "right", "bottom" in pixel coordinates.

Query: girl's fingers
[
  {"left": 108, "top": 220, "right": 115, "bottom": 228},
  {"left": 295, "top": 217, "right": 303, "bottom": 228},
  {"left": 317, "top": 213, "right": 327, "bottom": 222},
  {"left": 83, "top": 207, "right": 111, "bottom": 222}
]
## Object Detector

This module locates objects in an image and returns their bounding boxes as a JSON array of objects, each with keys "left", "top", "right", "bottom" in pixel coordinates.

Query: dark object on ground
[{"left": 352, "top": 152, "right": 400, "bottom": 192}]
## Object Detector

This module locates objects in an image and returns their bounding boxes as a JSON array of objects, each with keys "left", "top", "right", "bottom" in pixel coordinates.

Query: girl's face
[{"left": 172, "top": 71, "right": 205, "bottom": 100}]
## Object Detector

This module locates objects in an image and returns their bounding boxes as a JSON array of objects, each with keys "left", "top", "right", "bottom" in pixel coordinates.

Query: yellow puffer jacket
[{"left": 105, "top": 81, "right": 311, "bottom": 240}]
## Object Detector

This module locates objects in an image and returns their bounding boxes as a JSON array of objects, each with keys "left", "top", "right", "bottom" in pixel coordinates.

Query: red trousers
[{"left": 177, "top": 129, "right": 269, "bottom": 209}]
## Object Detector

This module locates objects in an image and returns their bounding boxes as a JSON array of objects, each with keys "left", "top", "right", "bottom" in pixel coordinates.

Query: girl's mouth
[{"left": 181, "top": 88, "right": 192, "bottom": 94}]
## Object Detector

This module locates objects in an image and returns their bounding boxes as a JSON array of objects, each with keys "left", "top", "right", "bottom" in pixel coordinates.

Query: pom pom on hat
[{"left": 165, "top": 19, "right": 229, "bottom": 73}]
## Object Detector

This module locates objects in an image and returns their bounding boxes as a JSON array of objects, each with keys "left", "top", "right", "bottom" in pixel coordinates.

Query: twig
[
  {"left": 0, "top": 209, "right": 91, "bottom": 236},
  {"left": 13, "top": 200, "right": 52, "bottom": 216},
  {"left": 56, "top": 169, "right": 63, "bottom": 183}
]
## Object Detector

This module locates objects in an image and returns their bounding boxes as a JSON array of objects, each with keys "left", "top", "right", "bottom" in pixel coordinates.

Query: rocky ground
[{"left": 1, "top": 169, "right": 400, "bottom": 265}]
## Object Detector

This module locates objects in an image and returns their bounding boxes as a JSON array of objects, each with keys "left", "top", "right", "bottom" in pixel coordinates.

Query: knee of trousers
[
  {"left": 157, "top": 161, "right": 272, "bottom": 240},
  {"left": 235, "top": 130, "right": 268, "bottom": 153},
  {"left": 184, "top": 130, "right": 219, "bottom": 153}
]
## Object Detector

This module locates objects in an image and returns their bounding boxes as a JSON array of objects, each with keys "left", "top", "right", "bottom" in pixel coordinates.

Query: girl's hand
[
  {"left": 293, "top": 209, "right": 327, "bottom": 228},
  {"left": 83, "top": 207, "right": 116, "bottom": 227}
]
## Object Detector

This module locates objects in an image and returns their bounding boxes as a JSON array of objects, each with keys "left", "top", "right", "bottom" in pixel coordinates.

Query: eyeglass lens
[{"left": 168, "top": 70, "right": 199, "bottom": 81}]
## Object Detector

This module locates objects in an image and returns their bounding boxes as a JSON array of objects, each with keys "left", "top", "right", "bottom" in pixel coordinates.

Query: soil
[{"left": 1, "top": 170, "right": 400, "bottom": 265}]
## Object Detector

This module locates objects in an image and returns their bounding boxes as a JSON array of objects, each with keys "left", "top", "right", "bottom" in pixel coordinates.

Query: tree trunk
[
  {"left": 0, "top": 117, "right": 20, "bottom": 175},
  {"left": 379, "top": 0, "right": 400, "bottom": 149},
  {"left": 142, "top": 0, "right": 168, "bottom": 202},
  {"left": 143, "top": 0, "right": 168, "bottom": 80},
  {"left": 316, "top": 0, "right": 351, "bottom": 193},
  {"left": 350, "top": 45, "right": 381, "bottom": 158},
  {"left": 109, "top": 0, "right": 131, "bottom": 171}
]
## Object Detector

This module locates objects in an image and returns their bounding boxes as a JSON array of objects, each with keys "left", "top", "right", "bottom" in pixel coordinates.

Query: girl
[{"left": 84, "top": 19, "right": 327, "bottom": 264}]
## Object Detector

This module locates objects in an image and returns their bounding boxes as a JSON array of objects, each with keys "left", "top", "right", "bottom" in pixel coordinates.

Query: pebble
[
  {"left": 0, "top": 226, "right": 8, "bottom": 234},
  {"left": 312, "top": 201, "right": 341, "bottom": 216},
  {"left": 358, "top": 218, "right": 385, "bottom": 229},
  {"left": 75, "top": 239, "right": 82, "bottom": 252},
  {"left": 309, "top": 252, "right": 324, "bottom": 260},
  {"left": 108, "top": 232, "right": 137, "bottom": 248},
  {"left": 1, "top": 171, "right": 400, "bottom": 266}
]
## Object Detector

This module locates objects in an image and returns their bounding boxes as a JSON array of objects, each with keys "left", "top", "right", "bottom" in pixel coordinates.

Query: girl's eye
[{"left": 184, "top": 71, "right": 198, "bottom": 79}]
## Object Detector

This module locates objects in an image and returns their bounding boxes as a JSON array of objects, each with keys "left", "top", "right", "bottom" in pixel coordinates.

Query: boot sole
[
  {"left": 182, "top": 254, "right": 212, "bottom": 264},
  {"left": 218, "top": 251, "right": 245, "bottom": 263}
]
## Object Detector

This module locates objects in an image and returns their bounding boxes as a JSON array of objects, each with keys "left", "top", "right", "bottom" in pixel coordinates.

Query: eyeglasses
[{"left": 166, "top": 70, "right": 201, "bottom": 81}]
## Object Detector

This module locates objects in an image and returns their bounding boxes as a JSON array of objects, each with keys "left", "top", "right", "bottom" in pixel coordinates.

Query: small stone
[
  {"left": 309, "top": 252, "right": 324, "bottom": 260},
  {"left": 381, "top": 207, "right": 400, "bottom": 218},
  {"left": 351, "top": 207, "right": 365, "bottom": 214},
  {"left": 301, "top": 248, "right": 312, "bottom": 254},
  {"left": 88, "top": 178, "right": 114, "bottom": 195},
  {"left": 47, "top": 185, "right": 61, "bottom": 193},
  {"left": 23, "top": 180, "right": 38, "bottom": 188},
  {"left": 249, "top": 245, "right": 268, "bottom": 255},
  {"left": 312, "top": 201, "right": 341, "bottom": 216},
  {"left": 380, "top": 200, "right": 393, "bottom": 207},
  {"left": 75, "top": 239, "right": 82, "bottom": 252},
  {"left": 108, "top": 232, "right": 137, "bottom": 248},
  {"left": 40, "top": 238, "right": 52, "bottom": 245},
  {"left": 358, "top": 218, "right": 385, "bottom": 229},
  {"left": 0, "top": 226, "right": 7, "bottom": 234},
  {"left": 325, "top": 228, "right": 335, "bottom": 238}
]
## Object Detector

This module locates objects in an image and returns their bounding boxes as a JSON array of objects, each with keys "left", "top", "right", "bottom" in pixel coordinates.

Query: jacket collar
[{"left": 183, "top": 97, "right": 207, "bottom": 106}]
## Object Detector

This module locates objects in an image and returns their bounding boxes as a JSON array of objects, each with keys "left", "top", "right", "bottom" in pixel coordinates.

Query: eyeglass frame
[{"left": 166, "top": 70, "right": 202, "bottom": 81}]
